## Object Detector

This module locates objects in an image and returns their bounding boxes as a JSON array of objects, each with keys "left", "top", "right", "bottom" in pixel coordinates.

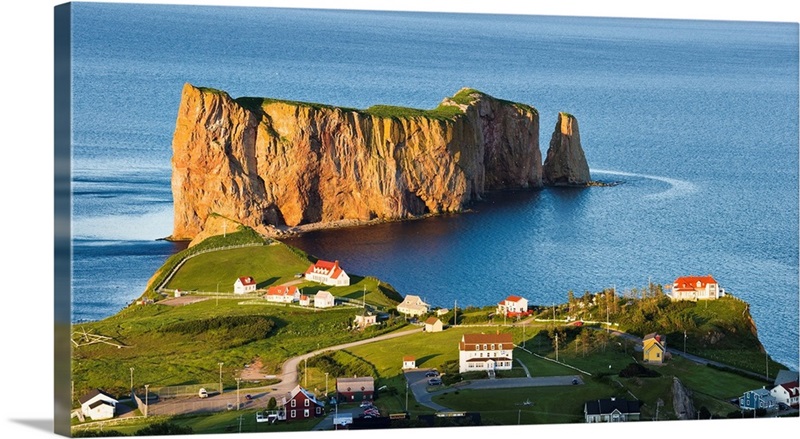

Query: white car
[{"left": 198, "top": 388, "right": 209, "bottom": 398}]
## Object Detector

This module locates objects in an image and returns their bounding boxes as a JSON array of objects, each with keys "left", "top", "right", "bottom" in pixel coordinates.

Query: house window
[
  {"left": 498, "top": 344, "right": 503, "bottom": 350},
  {"left": 483, "top": 344, "right": 487, "bottom": 350},
  {"left": 291, "top": 410, "right": 296, "bottom": 418},
  {"left": 491, "top": 344, "right": 495, "bottom": 350},
  {"left": 304, "top": 409, "right": 309, "bottom": 417},
  {"left": 316, "top": 407, "right": 321, "bottom": 414},
  {"left": 291, "top": 400, "right": 296, "bottom": 407},
  {"left": 304, "top": 399, "right": 309, "bottom": 407}
]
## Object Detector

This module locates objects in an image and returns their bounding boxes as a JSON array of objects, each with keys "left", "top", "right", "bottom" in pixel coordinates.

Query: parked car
[
  {"left": 198, "top": 388, "right": 209, "bottom": 398},
  {"left": 360, "top": 400, "right": 373, "bottom": 408},
  {"left": 425, "top": 371, "right": 439, "bottom": 377},
  {"left": 572, "top": 378, "right": 579, "bottom": 385},
  {"left": 245, "top": 394, "right": 253, "bottom": 401},
  {"left": 428, "top": 378, "right": 442, "bottom": 386}
]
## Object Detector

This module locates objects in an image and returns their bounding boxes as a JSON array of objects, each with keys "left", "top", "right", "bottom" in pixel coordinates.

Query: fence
[
  {"left": 132, "top": 389, "right": 148, "bottom": 417},
  {"left": 151, "top": 383, "right": 219, "bottom": 399},
  {"left": 155, "top": 243, "right": 266, "bottom": 292}
]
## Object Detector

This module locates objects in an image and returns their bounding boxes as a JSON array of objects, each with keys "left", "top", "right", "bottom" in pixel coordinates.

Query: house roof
[
  {"left": 88, "top": 400, "right": 114, "bottom": 410},
  {"left": 336, "top": 377, "right": 375, "bottom": 392},
  {"left": 750, "top": 388, "right": 772, "bottom": 397},
  {"left": 79, "top": 389, "right": 116, "bottom": 405},
  {"left": 776, "top": 381, "right": 799, "bottom": 397},
  {"left": 288, "top": 385, "right": 324, "bottom": 407},
  {"left": 402, "top": 356, "right": 415, "bottom": 362},
  {"left": 584, "top": 398, "right": 642, "bottom": 416},
  {"left": 237, "top": 276, "right": 256, "bottom": 286},
  {"left": 459, "top": 333, "right": 514, "bottom": 351},
  {"left": 643, "top": 333, "right": 665, "bottom": 344},
  {"left": 300, "top": 295, "right": 309, "bottom": 301},
  {"left": 400, "top": 295, "right": 428, "bottom": 306},
  {"left": 424, "top": 317, "right": 440, "bottom": 325},
  {"left": 504, "top": 295, "right": 525, "bottom": 303},
  {"left": 305, "top": 260, "right": 346, "bottom": 279},
  {"left": 266, "top": 285, "right": 298, "bottom": 296},
  {"left": 673, "top": 275, "right": 717, "bottom": 291},
  {"left": 315, "top": 291, "right": 334, "bottom": 300}
]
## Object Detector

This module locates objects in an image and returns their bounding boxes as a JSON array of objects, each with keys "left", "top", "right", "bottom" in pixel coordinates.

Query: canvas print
[{"left": 54, "top": 2, "right": 799, "bottom": 436}]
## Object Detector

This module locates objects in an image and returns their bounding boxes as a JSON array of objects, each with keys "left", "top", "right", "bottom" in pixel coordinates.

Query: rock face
[
  {"left": 543, "top": 112, "right": 591, "bottom": 186},
  {"left": 171, "top": 84, "right": 543, "bottom": 240},
  {"left": 672, "top": 377, "right": 696, "bottom": 420}
]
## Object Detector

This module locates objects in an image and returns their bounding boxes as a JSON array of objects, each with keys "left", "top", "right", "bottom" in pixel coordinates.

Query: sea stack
[
  {"left": 170, "top": 84, "right": 542, "bottom": 240},
  {"left": 543, "top": 112, "right": 591, "bottom": 186}
]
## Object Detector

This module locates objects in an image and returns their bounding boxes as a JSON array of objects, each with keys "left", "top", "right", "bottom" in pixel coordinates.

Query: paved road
[{"left": 148, "top": 327, "right": 422, "bottom": 416}]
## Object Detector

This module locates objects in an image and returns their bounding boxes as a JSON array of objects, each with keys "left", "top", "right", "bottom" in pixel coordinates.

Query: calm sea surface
[{"left": 70, "top": 4, "right": 799, "bottom": 369}]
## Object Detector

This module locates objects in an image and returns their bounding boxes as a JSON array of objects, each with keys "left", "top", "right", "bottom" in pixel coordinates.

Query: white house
[
  {"left": 402, "top": 356, "right": 416, "bottom": 370},
  {"left": 669, "top": 275, "right": 721, "bottom": 301},
  {"left": 496, "top": 295, "right": 529, "bottom": 317},
  {"left": 265, "top": 285, "right": 300, "bottom": 303},
  {"left": 424, "top": 317, "right": 443, "bottom": 333},
  {"left": 354, "top": 312, "right": 377, "bottom": 329},
  {"left": 234, "top": 276, "right": 257, "bottom": 294},
  {"left": 304, "top": 260, "right": 350, "bottom": 286},
  {"left": 771, "top": 380, "right": 799, "bottom": 408},
  {"left": 79, "top": 389, "right": 118, "bottom": 421},
  {"left": 299, "top": 295, "right": 311, "bottom": 307},
  {"left": 397, "top": 295, "right": 429, "bottom": 317},
  {"left": 436, "top": 308, "right": 449, "bottom": 317},
  {"left": 458, "top": 333, "right": 514, "bottom": 374},
  {"left": 314, "top": 291, "right": 335, "bottom": 308}
]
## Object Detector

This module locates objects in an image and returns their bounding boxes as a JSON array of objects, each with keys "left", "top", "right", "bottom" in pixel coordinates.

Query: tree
[
  {"left": 595, "top": 329, "right": 609, "bottom": 352},
  {"left": 579, "top": 328, "right": 593, "bottom": 356},
  {"left": 567, "top": 290, "right": 575, "bottom": 314},
  {"left": 268, "top": 396, "right": 277, "bottom": 410}
]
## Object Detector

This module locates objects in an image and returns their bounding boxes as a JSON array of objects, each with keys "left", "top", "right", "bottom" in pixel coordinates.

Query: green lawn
[{"left": 166, "top": 242, "right": 310, "bottom": 292}]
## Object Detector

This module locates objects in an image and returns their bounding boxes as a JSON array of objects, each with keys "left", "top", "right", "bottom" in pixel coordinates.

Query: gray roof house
[{"left": 584, "top": 397, "right": 642, "bottom": 423}]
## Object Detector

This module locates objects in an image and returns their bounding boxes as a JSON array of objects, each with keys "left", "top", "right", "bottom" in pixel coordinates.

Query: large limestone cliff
[
  {"left": 171, "top": 84, "right": 543, "bottom": 240},
  {"left": 543, "top": 112, "right": 591, "bottom": 186}
]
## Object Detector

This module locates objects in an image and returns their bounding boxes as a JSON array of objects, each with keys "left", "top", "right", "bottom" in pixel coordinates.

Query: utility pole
[
  {"left": 555, "top": 334, "right": 559, "bottom": 362},
  {"left": 552, "top": 303, "right": 555, "bottom": 321},
  {"left": 236, "top": 378, "right": 241, "bottom": 410},
  {"left": 518, "top": 409, "right": 521, "bottom": 425},
  {"left": 766, "top": 352, "right": 769, "bottom": 380},
  {"left": 144, "top": 384, "right": 149, "bottom": 418},
  {"left": 304, "top": 358, "right": 308, "bottom": 387},
  {"left": 130, "top": 367, "right": 135, "bottom": 391},
  {"left": 325, "top": 373, "right": 329, "bottom": 396},
  {"left": 219, "top": 362, "right": 224, "bottom": 394},
  {"left": 684, "top": 330, "right": 687, "bottom": 354},
  {"left": 405, "top": 382, "right": 409, "bottom": 412}
]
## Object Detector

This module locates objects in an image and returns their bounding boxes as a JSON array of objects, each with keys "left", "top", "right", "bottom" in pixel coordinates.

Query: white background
[{"left": 0, "top": 1, "right": 798, "bottom": 438}]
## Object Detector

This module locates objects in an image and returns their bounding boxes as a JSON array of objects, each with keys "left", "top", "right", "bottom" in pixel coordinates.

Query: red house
[{"left": 282, "top": 385, "right": 325, "bottom": 421}]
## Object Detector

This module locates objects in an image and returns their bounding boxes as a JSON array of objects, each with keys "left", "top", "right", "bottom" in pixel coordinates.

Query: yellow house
[{"left": 642, "top": 333, "right": 666, "bottom": 364}]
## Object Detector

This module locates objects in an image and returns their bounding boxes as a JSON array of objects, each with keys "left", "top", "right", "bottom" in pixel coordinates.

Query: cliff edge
[{"left": 171, "top": 84, "right": 543, "bottom": 240}]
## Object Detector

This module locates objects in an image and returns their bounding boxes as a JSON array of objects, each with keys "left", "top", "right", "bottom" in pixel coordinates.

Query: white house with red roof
[
  {"left": 771, "top": 380, "right": 799, "bottom": 408},
  {"left": 265, "top": 285, "right": 300, "bottom": 303},
  {"left": 669, "top": 275, "right": 722, "bottom": 301},
  {"left": 458, "top": 333, "right": 514, "bottom": 374},
  {"left": 282, "top": 385, "right": 325, "bottom": 421},
  {"left": 402, "top": 356, "right": 416, "bottom": 370},
  {"left": 304, "top": 260, "right": 350, "bottom": 286},
  {"left": 79, "top": 389, "right": 118, "bottom": 420},
  {"left": 299, "top": 295, "right": 311, "bottom": 307},
  {"left": 234, "top": 276, "right": 257, "bottom": 294},
  {"left": 496, "top": 295, "right": 529, "bottom": 317}
]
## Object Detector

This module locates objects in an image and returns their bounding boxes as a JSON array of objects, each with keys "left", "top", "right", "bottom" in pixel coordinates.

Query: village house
[
  {"left": 314, "top": 291, "right": 335, "bottom": 308},
  {"left": 668, "top": 275, "right": 722, "bottom": 301},
  {"left": 496, "top": 295, "right": 529, "bottom": 317},
  {"left": 739, "top": 388, "right": 778, "bottom": 411},
  {"left": 458, "top": 333, "right": 514, "bottom": 374},
  {"left": 402, "top": 356, "right": 416, "bottom": 370},
  {"left": 336, "top": 377, "right": 375, "bottom": 402},
  {"left": 424, "top": 317, "right": 443, "bottom": 333},
  {"left": 584, "top": 397, "right": 642, "bottom": 422},
  {"left": 299, "top": 295, "right": 311, "bottom": 307},
  {"left": 79, "top": 389, "right": 118, "bottom": 421},
  {"left": 282, "top": 385, "right": 325, "bottom": 421},
  {"left": 354, "top": 312, "right": 377, "bottom": 329},
  {"left": 436, "top": 308, "right": 449, "bottom": 317},
  {"left": 234, "top": 276, "right": 257, "bottom": 294},
  {"left": 642, "top": 333, "right": 667, "bottom": 364},
  {"left": 397, "top": 295, "right": 429, "bottom": 317},
  {"left": 770, "top": 380, "right": 799, "bottom": 408},
  {"left": 265, "top": 285, "right": 300, "bottom": 303},
  {"left": 304, "top": 260, "right": 350, "bottom": 286}
]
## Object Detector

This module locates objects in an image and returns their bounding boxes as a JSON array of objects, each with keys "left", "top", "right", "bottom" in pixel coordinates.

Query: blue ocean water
[{"left": 70, "top": 4, "right": 799, "bottom": 369}]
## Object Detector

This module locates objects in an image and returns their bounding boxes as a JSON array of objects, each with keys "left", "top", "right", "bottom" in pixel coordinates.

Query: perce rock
[{"left": 543, "top": 112, "right": 591, "bottom": 186}]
